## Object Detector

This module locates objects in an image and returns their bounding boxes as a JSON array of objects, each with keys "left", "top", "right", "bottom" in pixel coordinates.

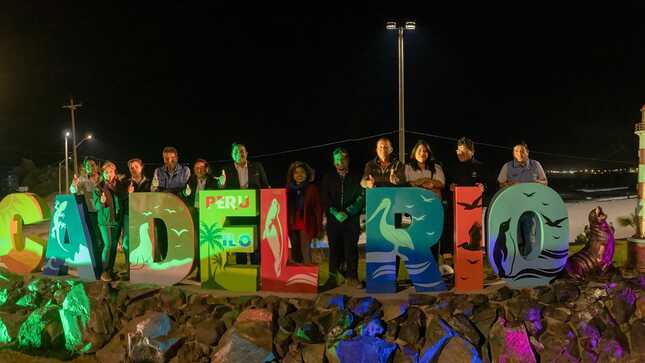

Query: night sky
[{"left": 2, "top": 4, "right": 645, "bottom": 184}]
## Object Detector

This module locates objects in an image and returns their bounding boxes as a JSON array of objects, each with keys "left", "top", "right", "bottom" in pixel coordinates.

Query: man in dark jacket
[
  {"left": 321, "top": 147, "right": 365, "bottom": 288},
  {"left": 219, "top": 143, "right": 270, "bottom": 265},
  {"left": 219, "top": 143, "right": 270, "bottom": 190},
  {"left": 444, "top": 137, "right": 489, "bottom": 261}
]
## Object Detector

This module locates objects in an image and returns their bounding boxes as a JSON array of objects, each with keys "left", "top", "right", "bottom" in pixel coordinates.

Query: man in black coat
[
  {"left": 218, "top": 143, "right": 270, "bottom": 265},
  {"left": 321, "top": 147, "right": 365, "bottom": 288}
]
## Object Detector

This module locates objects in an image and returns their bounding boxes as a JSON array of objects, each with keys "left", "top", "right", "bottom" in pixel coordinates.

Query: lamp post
[
  {"left": 62, "top": 97, "right": 83, "bottom": 176},
  {"left": 387, "top": 20, "right": 416, "bottom": 162},
  {"left": 64, "top": 131, "right": 70, "bottom": 193}
]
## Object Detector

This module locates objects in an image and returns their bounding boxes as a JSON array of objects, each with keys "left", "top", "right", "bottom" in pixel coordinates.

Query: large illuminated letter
[
  {"left": 486, "top": 183, "right": 569, "bottom": 288},
  {"left": 129, "top": 193, "right": 195, "bottom": 285},
  {"left": 260, "top": 189, "right": 318, "bottom": 293},
  {"left": 43, "top": 195, "right": 99, "bottom": 280},
  {"left": 454, "top": 186, "right": 484, "bottom": 292},
  {"left": 199, "top": 190, "right": 258, "bottom": 292},
  {"left": 0, "top": 193, "right": 50, "bottom": 274},
  {"left": 366, "top": 187, "right": 446, "bottom": 293}
]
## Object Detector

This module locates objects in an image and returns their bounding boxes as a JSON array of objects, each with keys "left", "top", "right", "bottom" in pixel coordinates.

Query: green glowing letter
[{"left": 199, "top": 190, "right": 258, "bottom": 292}]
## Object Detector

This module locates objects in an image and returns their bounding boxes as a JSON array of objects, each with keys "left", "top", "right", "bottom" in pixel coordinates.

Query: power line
[
  {"left": 407, "top": 130, "right": 635, "bottom": 165},
  {"left": 210, "top": 130, "right": 398, "bottom": 163}
]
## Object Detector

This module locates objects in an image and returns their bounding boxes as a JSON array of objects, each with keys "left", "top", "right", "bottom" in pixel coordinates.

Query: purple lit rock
[
  {"left": 337, "top": 336, "right": 397, "bottom": 363},
  {"left": 538, "top": 319, "right": 580, "bottom": 362},
  {"left": 488, "top": 317, "right": 537, "bottom": 363},
  {"left": 348, "top": 297, "right": 381, "bottom": 318}
]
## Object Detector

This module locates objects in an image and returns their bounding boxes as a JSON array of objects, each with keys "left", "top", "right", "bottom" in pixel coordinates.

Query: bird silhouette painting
[
  {"left": 523, "top": 192, "right": 536, "bottom": 197},
  {"left": 540, "top": 213, "right": 568, "bottom": 228},
  {"left": 492, "top": 218, "right": 511, "bottom": 278},
  {"left": 367, "top": 198, "right": 415, "bottom": 256},
  {"left": 457, "top": 195, "right": 483, "bottom": 210},
  {"left": 457, "top": 222, "right": 483, "bottom": 251}
]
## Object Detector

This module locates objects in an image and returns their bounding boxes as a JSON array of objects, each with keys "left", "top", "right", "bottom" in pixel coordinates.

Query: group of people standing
[{"left": 70, "top": 137, "right": 547, "bottom": 287}]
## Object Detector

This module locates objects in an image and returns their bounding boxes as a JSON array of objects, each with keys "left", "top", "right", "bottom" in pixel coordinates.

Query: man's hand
[
  {"left": 389, "top": 169, "right": 400, "bottom": 185},
  {"left": 449, "top": 183, "right": 456, "bottom": 192},
  {"left": 217, "top": 169, "right": 226, "bottom": 187},
  {"left": 365, "top": 174, "right": 375, "bottom": 189},
  {"left": 185, "top": 183, "right": 191, "bottom": 196},
  {"left": 127, "top": 180, "right": 134, "bottom": 194},
  {"left": 100, "top": 191, "right": 107, "bottom": 204}
]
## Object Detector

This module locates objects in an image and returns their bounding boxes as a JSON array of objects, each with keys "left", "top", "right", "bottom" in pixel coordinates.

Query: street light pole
[
  {"left": 62, "top": 97, "right": 82, "bottom": 176},
  {"left": 387, "top": 21, "right": 415, "bottom": 162},
  {"left": 64, "top": 132, "right": 70, "bottom": 193},
  {"left": 398, "top": 27, "right": 405, "bottom": 163}
]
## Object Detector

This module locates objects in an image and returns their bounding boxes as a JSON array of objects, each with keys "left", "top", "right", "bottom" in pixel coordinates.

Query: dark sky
[{"left": 2, "top": 4, "right": 645, "bottom": 183}]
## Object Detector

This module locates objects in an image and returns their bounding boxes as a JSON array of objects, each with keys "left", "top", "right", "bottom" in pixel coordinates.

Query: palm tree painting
[{"left": 199, "top": 221, "right": 225, "bottom": 287}]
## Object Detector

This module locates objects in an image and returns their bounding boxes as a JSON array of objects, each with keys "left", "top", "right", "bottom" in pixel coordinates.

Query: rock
[
  {"left": 293, "top": 322, "right": 324, "bottom": 344},
  {"left": 408, "top": 294, "right": 437, "bottom": 306},
  {"left": 630, "top": 318, "right": 645, "bottom": 357},
  {"left": 635, "top": 295, "right": 645, "bottom": 320},
  {"left": 211, "top": 305, "right": 233, "bottom": 320},
  {"left": 128, "top": 312, "right": 183, "bottom": 363},
  {"left": 210, "top": 331, "right": 274, "bottom": 363},
  {"left": 492, "top": 286, "right": 515, "bottom": 301},
  {"left": 194, "top": 318, "right": 227, "bottom": 346},
  {"left": 211, "top": 308, "right": 274, "bottom": 363},
  {"left": 17, "top": 305, "right": 65, "bottom": 350},
  {"left": 159, "top": 286, "right": 186, "bottom": 309},
  {"left": 383, "top": 303, "right": 408, "bottom": 322},
  {"left": 125, "top": 295, "right": 160, "bottom": 320},
  {"left": 543, "top": 305, "right": 572, "bottom": 323},
  {"left": 358, "top": 317, "right": 385, "bottom": 338},
  {"left": 116, "top": 285, "right": 160, "bottom": 312},
  {"left": 172, "top": 341, "right": 210, "bottom": 363},
  {"left": 553, "top": 282, "right": 581, "bottom": 304},
  {"left": 445, "top": 314, "right": 483, "bottom": 347},
  {"left": 314, "top": 294, "right": 346, "bottom": 310},
  {"left": 337, "top": 336, "right": 397, "bottom": 363},
  {"left": 397, "top": 307, "right": 424, "bottom": 347},
  {"left": 608, "top": 287, "right": 637, "bottom": 324},
  {"left": 274, "top": 320, "right": 293, "bottom": 358},
  {"left": 437, "top": 336, "right": 482, "bottom": 363},
  {"left": 392, "top": 345, "right": 419, "bottom": 363},
  {"left": 470, "top": 305, "right": 498, "bottom": 342},
  {"left": 419, "top": 314, "right": 457, "bottom": 362},
  {"left": 538, "top": 319, "right": 580, "bottom": 362},
  {"left": 347, "top": 297, "right": 381, "bottom": 318},
  {"left": 96, "top": 312, "right": 157, "bottom": 363},
  {"left": 279, "top": 299, "right": 296, "bottom": 318},
  {"left": 488, "top": 317, "right": 537, "bottom": 363},
  {"left": 301, "top": 342, "right": 325, "bottom": 363}
]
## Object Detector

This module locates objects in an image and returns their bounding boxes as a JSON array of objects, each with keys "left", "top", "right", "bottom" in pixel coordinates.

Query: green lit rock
[{"left": 59, "top": 282, "right": 91, "bottom": 352}]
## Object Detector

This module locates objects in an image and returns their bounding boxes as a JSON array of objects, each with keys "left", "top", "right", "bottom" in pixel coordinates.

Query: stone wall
[{"left": 0, "top": 267, "right": 643, "bottom": 362}]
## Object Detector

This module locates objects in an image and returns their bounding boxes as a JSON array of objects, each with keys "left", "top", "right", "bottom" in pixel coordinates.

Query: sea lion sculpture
[{"left": 565, "top": 206, "right": 615, "bottom": 280}]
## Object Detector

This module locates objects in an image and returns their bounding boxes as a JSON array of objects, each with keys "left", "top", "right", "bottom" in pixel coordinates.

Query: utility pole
[{"left": 62, "top": 97, "right": 82, "bottom": 176}]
